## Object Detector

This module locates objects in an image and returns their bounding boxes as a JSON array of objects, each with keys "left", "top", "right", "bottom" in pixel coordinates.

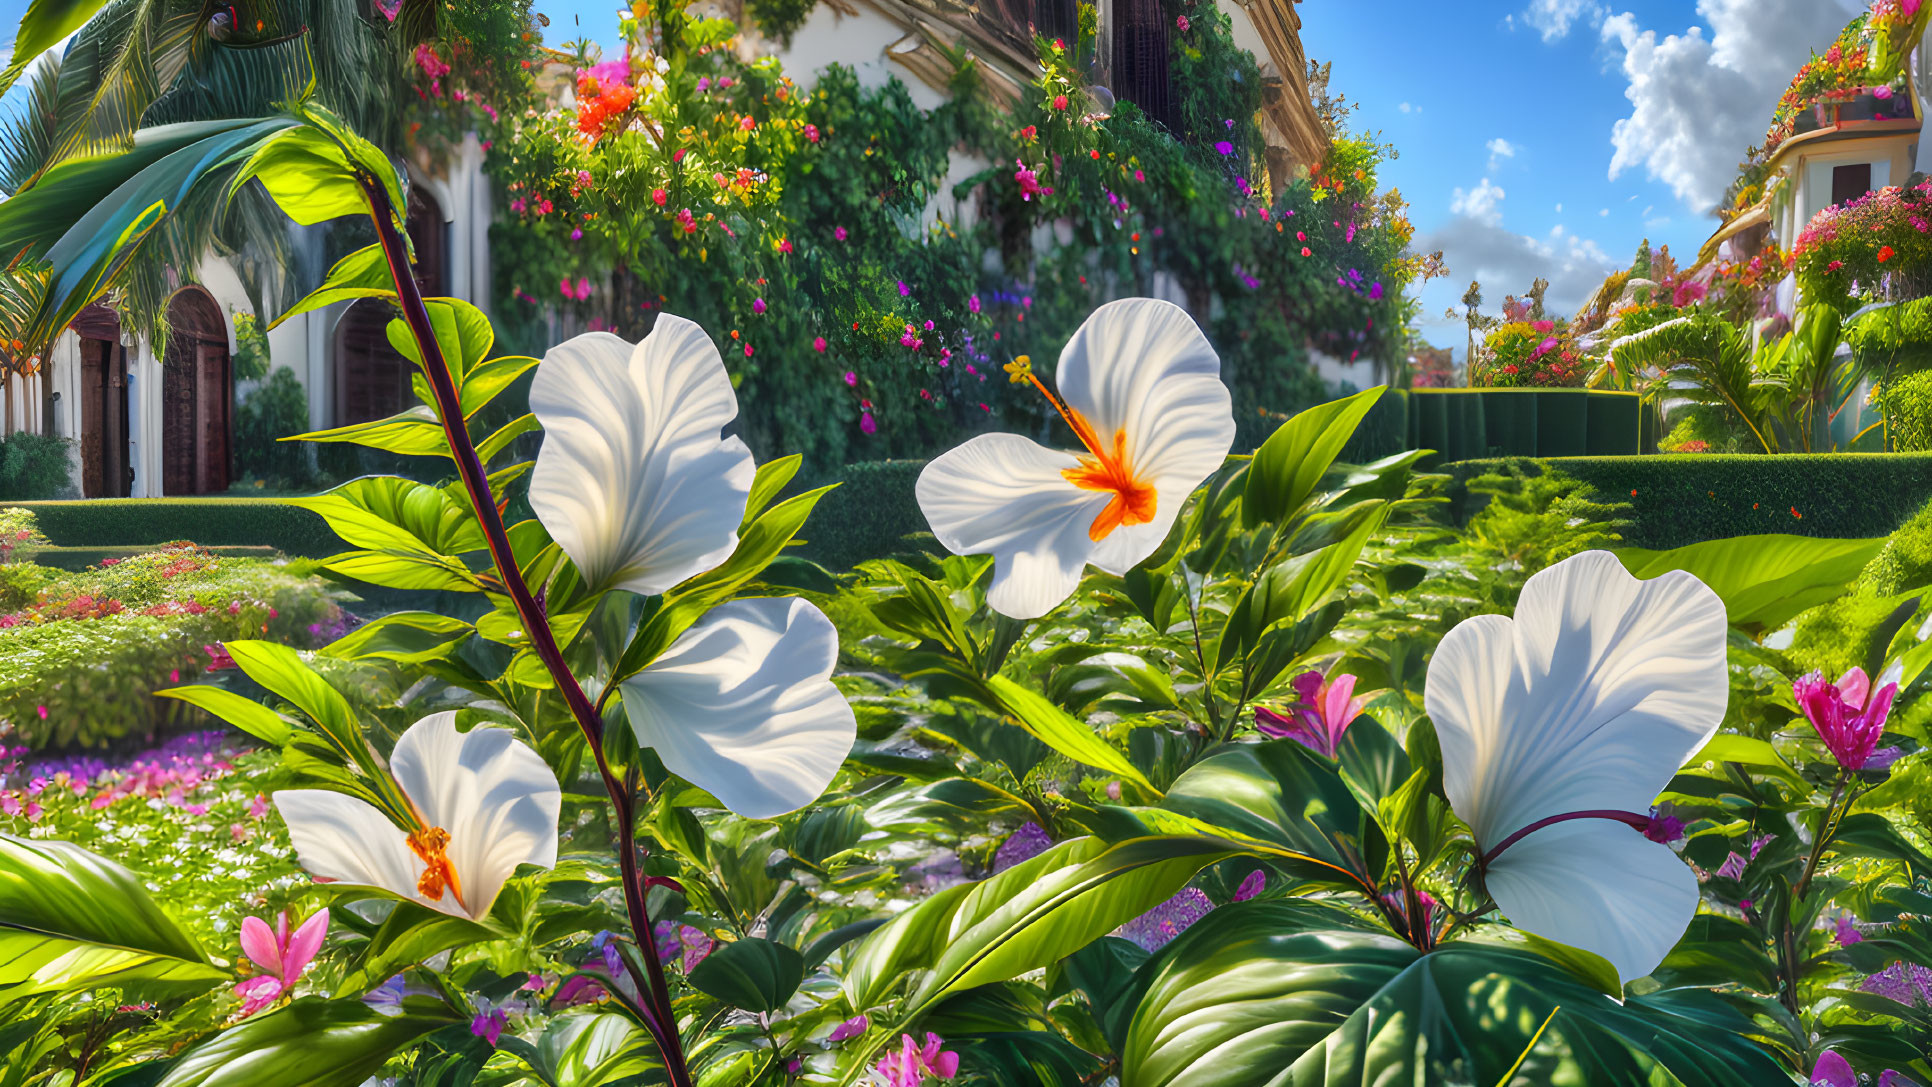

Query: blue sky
[{"left": 0, "top": 0, "right": 1871, "bottom": 352}]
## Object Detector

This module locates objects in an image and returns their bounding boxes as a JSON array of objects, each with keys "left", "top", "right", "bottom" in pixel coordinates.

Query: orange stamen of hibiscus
[
  {"left": 1005, "top": 356, "right": 1157, "bottom": 541},
  {"left": 407, "top": 825, "right": 467, "bottom": 911}
]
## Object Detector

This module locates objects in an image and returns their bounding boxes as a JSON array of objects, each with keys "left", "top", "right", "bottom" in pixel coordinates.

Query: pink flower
[
  {"left": 815, "top": 338, "right": 830, "bottom": 353},
  {"left": 1214, "top": 140, "right": 1234, "bottom": 156},
  {"left": 843, "top": 370, "right": 856, "bottom": 385},
  {"left": 248, "top": 793, "right": 269, "bottom": 820},
  {"left": 672, "top": 148, "right": 687, "bottom": 163},
  {"left": 834, "top": 226, "right": 848, "bottom": 241},
  {"left": 860, "top": 412, "right": 877, "bottom": 436},
  {"left": 1052, "top": 94, "right": 1069, "bottom": 111},
  {"left": 234, "top": 909, "right": 329, "bottom": 1017},
  {"left": 35, "top": 705, "right": 47, "bottom": 719},
  {"left": 1795, "top": 667, "right": 1898, "bottom": 771},
  {"left": 1233, "top": 870, "right": 1266, "bottom": 901},
  {"left": 874, "top": 1032, "right": 960, "bottom": 1086},
  {"left": 1176, "top": 13, "right": 1190, "bottom": 29},
  {"left": 803, "top": 123, "right": 820, "bottom": 142},
  {"left": 203, "top": 645, "right": 236, "bottom": 672},
  {"left": 1532, "top": 320, "right": 1555, "bottom": 333},
  {"left": 968, "top": 294, "right": 981, "bottom": 314},
  {"left": 470, "top": 997, "right": 509, "bottom": 1047},
  {"left": 575, "top": 277, "right": 592, "bottom": 300},
  {"left": 1253, "top": 671, "right": 1371, "bottom": 757},
  {"left": 752, "top": 298, "right": 767, "bottom": 315},
  {"left": 739, "top": 116, "right": 756, "bottom": 132},
  {"left": 652, "top": 188, "right": 667, "bottom": 206},
  {"left": 1875, "top": 85, "right": 1895, "bottom": 100},
  {"left": 1014, "top": 160, "right": 1046, "bottom": 201},
  {"left": 744, "top": 344, "right": 754, "bottom": 358}
]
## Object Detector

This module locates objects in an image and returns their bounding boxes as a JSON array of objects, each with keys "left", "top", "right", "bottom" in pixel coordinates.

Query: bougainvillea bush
[
  {"left": 1793, "top": 176, "right": 1932, "bottom": 311},
  {"left": 479, "top": 0, "right": 1427, "bottom": 465},
  {"left": 0, "top": 540, "right": 345, "bottom": 749}
]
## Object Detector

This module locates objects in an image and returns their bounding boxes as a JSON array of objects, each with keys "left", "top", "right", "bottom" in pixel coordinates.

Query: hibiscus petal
[
  {"left": 1055, "top": 297, "right": 1234, "bottom": 563},
  {"left": 529, "top": 318, "right": 756, "bottom": 596},
  {"left": 282, "top": 908, "right": 329, "bottom": 981},
  {"left": 1425, "top": 550, "right": 1728, "bottom": 847},
  {"left": 1484, "top": 819, "right": 1698, "bottom": 984},
  {"left": 916, "top": 433, "right": 1110, "bottom": 619},
  {"left": 390, "top": 713, "right": 562, "bottom": 921},
  {"left": 1837, "top": 667, "right": 1870, "bottom": 712},
  {"left": 620, "top": 597, "right": 856, "bottom": 819},
  {"left": 272, "top": 789, "right": 426, "bottom": 909},
  {"left": 238, "top": 914, "right": 282, "bottom": 977}
]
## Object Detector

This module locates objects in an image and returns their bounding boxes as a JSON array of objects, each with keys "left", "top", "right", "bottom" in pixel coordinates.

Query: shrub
[
  {"left": 0, "top": 507, "right": 47, "bottom": 563},
  {"left": 1791, "top": 176, "right": 1932, "bottom": 311},
  {"left": 1470, "top": 321, "right": 1586, "bottom": 387},
  {"left": 0, "top": 432, "right": 73, "bottom": 499},
  {"left": 8, "top": 498, "right": 347, "bottom": 555},
  {"left": 0, "top": 544, "right": 343, "bottom": 749},
  {"left": 1449, "top": 453, "right": 1932, "bottom": 549},
  {"left": 234, "top": 366, "right": 314, "bottom": 488},
  {"left": 793, "top": 460, "right": 933, "bottom": 571},
  {"left": 1877, "top": 369, "right": 1932, "bottom": 450},
  {"left": 1859, "top": 495, "right": 1932, "bottom": 596}
]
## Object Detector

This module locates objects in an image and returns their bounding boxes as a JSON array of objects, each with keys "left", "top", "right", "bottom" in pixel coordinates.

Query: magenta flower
[
  {"left": 1253, "top": 671, "right": 1370, "bottom": 757},
  {"left": 860, "top": 412, "right": 877, "bottom": 435},
  {"left": 1176, "top": 13, "right": 1190, "bottom": 29},
  {"left": 470, "top": 997, "right": 509, "bottom": 1047},
  {"left": 803, "top": 123, "right": 820, "bottom": 142},
  {"left": 234, "top": 909, "right": 329, "bottom": 1017},
  {"left": 1794, "top": 667, "right": 1898, "bottom": 771},
  {"left": 1233, "top": 870, "right": 1266, "bottom": 901},
  {"left": 874, "top": 1032, "right": 960, "bottom": 1085},
  {"left": 1812, "top": 1052, "right": 1856, "bottom": 1087},
  {"left": 1014, "top": 160, "right": 1046, "bottom": 201},
  {"left": 968, "top": 294, "right": 982, "bottom": 313},
  {"left": 752, "top": 298, "right": 767, "bottom": 315},
  {"left": 1214, "top": 140, "right": 1234, "bottom": 156},
  {"left": 834, "top": 226, "right": 848, "bottom": 241},
  {"left": 842, "top": 370, "right": 856, "bottom": 385},
  {"left": 828, "top": 1013, "right": 869, "bottom": 1042}
]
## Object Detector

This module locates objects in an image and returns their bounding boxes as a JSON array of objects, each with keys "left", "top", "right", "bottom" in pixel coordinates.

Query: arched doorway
[
  {"left": 334, "top": 184, "right": 446, "bottom": 425},
  {"left": 72, "top": 304, "right": 131, "bottom": 498},
  {"left": 161, "top": 287, "right": 233, "bottom": 495}
]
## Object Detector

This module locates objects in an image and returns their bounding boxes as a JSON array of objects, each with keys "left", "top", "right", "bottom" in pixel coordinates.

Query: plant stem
[
  {"left": 359, "top": 173, "right": 695, "bottom": 1087},
  {"left": 1795, "top": 771, "right": 1850, "bottom": 901}
]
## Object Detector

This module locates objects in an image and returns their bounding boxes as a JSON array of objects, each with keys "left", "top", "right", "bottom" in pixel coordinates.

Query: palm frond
[
  {"left": 0, "top": 258, "right": 53, "bottom": 375},
  {"left": 43, "top": 0, "right": 207, "bottom": 169},
  {"left": 0, "top": 54, "right": 65, "bottom": 196},
  {"left": 1612, "top": 313, "right": 1773, "bottom": 452}
]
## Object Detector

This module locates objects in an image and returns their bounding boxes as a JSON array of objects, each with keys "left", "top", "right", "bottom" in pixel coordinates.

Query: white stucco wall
[{"left": 768, "top": 2, "right": 951, "bottom": 110}]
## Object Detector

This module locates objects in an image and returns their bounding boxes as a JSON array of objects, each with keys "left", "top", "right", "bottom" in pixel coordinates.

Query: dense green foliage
[
  {"left": 0, "top": 540, "right": 343, "bottom": 748},
  {"left": 234, "top": 367, "right": 317, "bottom": 489},
  {"left": 0, "top": 432, "right": 72, "bottom": 500}
]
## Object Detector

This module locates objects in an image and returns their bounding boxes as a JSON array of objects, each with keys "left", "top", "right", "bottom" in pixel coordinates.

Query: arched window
[
  {"left": 161, "top": 286, "right": 232, "bottom": 495},
  {"left": 334, "top": 184, "right": 446, "bottom": 425}
]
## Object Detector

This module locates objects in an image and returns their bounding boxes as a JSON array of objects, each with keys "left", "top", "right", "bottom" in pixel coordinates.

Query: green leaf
[
  {"left": 1243, "top": 387, "right": 1384, "bottom": 528},
  {"left": 286, "top": 405, "right": 452, "bottom": 459},
  {"left": 154, "top": 998, "right": 456, "bottom": 1087},
  {"left": 334, "top": 903, "right": 490, "bottom": 998},
  {"left": 385, "top": 298, "right": 494, "bottom": 381},
  {"left": 320, "top": 612, "right": 474, "bottom": 664},
  {"left": 478, "top": 413, "right": 541, "bottom": 464},
  {"left": 271, "top": 244, "right": 395, "bottom": 329},
  {"left": 0, "top": 835, "right": 225, "bottom": 1007},
  {"left": 746, "top": 455, "right": 803, "bottom": 521},
  {"left": 1120, "top": 901, "right": 1788, "bottom": 1087},
  {"left": 460, "top": 355, "right": 539, "bottom": 418},
  {"left": 228, "top": 126, "right": 373, "bottom": 226},
  {"left": 153, "top": 685, "right": 296, "bottom": 746},
  {"left": 500, "top": 1012, "right": 659, "bottom": 1087},
  {"left": 687, "top": 937, "right": 806, "bottom": 1013},
  {"left": 1614, "top": 534, "right": 1886, "bottom": 633},
  {"left": 0, "top": 0, "right": 107, "bottom": 99},
  {"left": 1683, "top": 734, "right": 1807, "bottom": 795},
  {"left": 1214, "top": 515, "right": 1377, "bottom": 673},
  {"left": 1155, "top": 741, "right": 1380, "bottom": 894},
  {"left": 288, "top": 477, "right": 486, "bottom": 557},
  {"left": 983, "top": 675, "right": 1156, "bottom": 795},
  {"left": 842, "top": 836, "right": 1233, "bottom": 1017}
]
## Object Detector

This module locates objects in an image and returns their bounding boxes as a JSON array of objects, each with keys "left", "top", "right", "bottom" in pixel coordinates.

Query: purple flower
[
  {"left": 993, "top": 822, "right": 1052, "bottom": 872},
  {"left": 1813, "top": 1051, "right": 1856, "bottom": 1087},
  {"left": 860, "top": 412, "right": 877, "bottom": 436},
  {"left": 1642, "top": 803, "right": 1685, "bottom": 844},
  {"left": 873, "top": 1032, "right": 960, "bottom": 1085},
  {"left": 470, "top": 997, "right": 509, "bottom": 1047},
  {"left": 653, "top": 921, "right": 714, "bottom": 972},
  {"left": 1835, "top": 914, "right": 1864, "bottom": 946},
  {"left": 1863, "top": 961, "right": 1932, "bottom": 1006},
  {"left": 1253, "top": 672, "right": 1370, "bottom": 757},
  {"left": 1795, "top": 667, "right": 1898, "bottom": 771},
  {"left": 897, "top": 280, "right": 911, "bottom": 297},
  {"left": 1116, "top": 887, "right": 1214, "bottom": 951},
  {"left": 1368, "top": 282, "right": 1384, "bottom": 301},
  {"left": 1214, "top": 141, "right": 1234, "bottom": 156},
  {"left": 1233, "top": 870, "right": 1266, "bottom": 901},
  {"left": 752, "top": 297, "right": 767, "bottom": 315},
  {"left": 1379, "top": 889, "right": 1439, "bottom": 944},
  {"left": 828, "top": 1014, "right": 869, "bottom": 1042},
  {"left": 1715, "top": 851, "right": 1747, "bottom": 880},
  {"left": 968, "top": 294, "right": 981, "bottom": 314},
  {"left": 843, "top": 371, "right": 857, "bottom": 386}
]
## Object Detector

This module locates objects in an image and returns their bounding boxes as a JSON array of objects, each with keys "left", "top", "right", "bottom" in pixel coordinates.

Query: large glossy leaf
[
  {"left": 1121, "top": 901, "right": 1788, "bottom": 1087},
  {"left": 0, "top": 0, "right": 107, "bottom": 99},
  {"left": 154, "top": 998, "right": 456, "bottom": 1087},
  {"left": 286, "top": 406, "right": 451, "bottom": 459},
  {"left": 1615, "top": 534, "right": 1885, "bottom": 633},
  {"left": 1157, "top": 741, "right": 1382, "bottom": 894},
  {"left": 497, "top": 1011, "right": 660, "bottom": 1087},
  {"left": 1243, "top": 388, "right": 1384, "bottom": 528},
  {"left": 270, "top": 244, "right": 394, "bottom": 328},
  {"left": 287, "top": 477, "right": 488, "bottom": 593},
  {"left": 842, "top": 836, "right": 1234, "bottom": 1016},
  {"left": 320, "top": 612, "right": 474, "bottom": 664},
  {"left": 687, "top": 937, "right": 806, "bottom": 1013},
  {"left": 0, "top": 835, "right": 225, "bottom": 1006},
  {"left": 1213, "top": 514, "right": 1377, "bottom": 673},
  {"left": 983, "top": 675, "right": 1156, "bottom": 794}
]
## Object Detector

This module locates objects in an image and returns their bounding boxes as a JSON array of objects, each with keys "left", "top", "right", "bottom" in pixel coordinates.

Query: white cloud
[
  {"left": 1399, "top": 101, "right": 1419, "bottom": 114},
  {"left": 1599, "top": 208, "right": 1610, "bottom": 216},
  {"left": 1601, "top": 0, "right": 1865, "bottom": 214},
  {"left": 1525, "top": 0, "right": 1606, "bottom": 41},
  {"left": 1450, "top": 178, "right": 1508, "bottom": 226},
  {"left": 1555, "top": 202, "right": 1564, "bottom": 212},
  {"left": 1486, "top": 138, "right": 1519, "bottom": 172},
  {"left": 1419, "top": 215, "right": 1618, "bottom": 321}
]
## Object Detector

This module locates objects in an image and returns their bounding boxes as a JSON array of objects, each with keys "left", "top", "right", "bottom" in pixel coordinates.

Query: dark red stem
[
  {"left": 359, "top": 173, "right": 693, "bottom": 1087},
  {"left": 1481, "top": 809, "right": 1653, "bottom": 868}
]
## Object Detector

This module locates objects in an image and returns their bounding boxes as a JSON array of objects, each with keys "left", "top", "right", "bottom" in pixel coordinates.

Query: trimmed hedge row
[
  {"left": 1448, "top": 454, "right": 1932, "bottom": 549},
  {"left": 1339, "top": 389, "right": 1653, "bottom": 464},
  {"left": 2, "top": 499, "right": 347, "bottom": 557}
]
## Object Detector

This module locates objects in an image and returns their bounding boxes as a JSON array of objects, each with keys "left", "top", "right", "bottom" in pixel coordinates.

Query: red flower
[{"left": 1878, "top": 246, "right": 1896, "bottom": 262}]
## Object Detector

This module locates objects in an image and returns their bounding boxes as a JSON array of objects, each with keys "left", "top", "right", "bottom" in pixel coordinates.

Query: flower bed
[
  {"left": 0, "top": 536, "right": 346, "bottom": 748},
  {"left": 1470, "top": 319, "right": 1585, "bottom": 387},
  {"left": 1792, "top": 176, "right": 1932, "bottom": 310}
]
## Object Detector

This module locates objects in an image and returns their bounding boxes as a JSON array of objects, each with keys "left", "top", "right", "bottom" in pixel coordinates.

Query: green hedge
[
  {"left": 1, "top": 499, "right": 347, "bottom": 556},
  {"left": 1448, "top": 454, "right": 1932, "bottom": 549},
  {"left": 1405, "top": 389, "right": 1651, "bottom": 463},
  {"left": 793, "top": 460, "right": 934, "bottom": 571}
]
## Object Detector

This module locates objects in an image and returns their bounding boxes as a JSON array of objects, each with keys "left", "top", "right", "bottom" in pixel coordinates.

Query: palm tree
[{"left": 1610, "top": 313, "right": 1778, "bottom": 453}]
